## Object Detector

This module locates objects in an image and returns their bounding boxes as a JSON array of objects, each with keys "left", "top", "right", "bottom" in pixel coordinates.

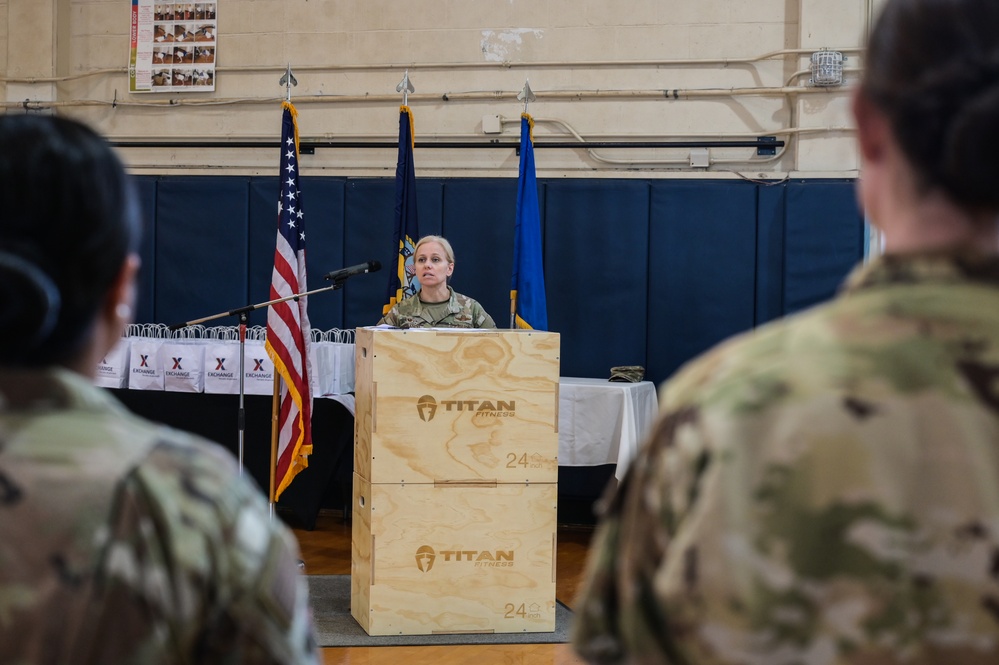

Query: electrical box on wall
[
  {"left": 689, "top": 148, "right": 710, "bottom": 168},
  {"left": 482, "top": 114, "right": 502, "bottom": 134}
]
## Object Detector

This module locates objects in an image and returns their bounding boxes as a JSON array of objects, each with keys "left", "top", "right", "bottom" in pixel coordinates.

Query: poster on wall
[{"left": 129, "top": 1, "right": 217, "bottom": 93}]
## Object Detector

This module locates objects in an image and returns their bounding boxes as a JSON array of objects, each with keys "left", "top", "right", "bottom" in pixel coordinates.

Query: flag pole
[
  {"left": 269, "top": 373, "right": 280, "bottom": 519},
  {"left": 518, "top": 79, "right": 535, "bottom": 113},
  {"left": 511, "top": 86, "right": 549, "bottom": 333},
  {"left": 268, "top": 67, "right": 297, "bottom": 519},
  {"left": 384, "top": 75, "right": 421, "bottom": 316},
  {"left": 396, "top": 70, "right": 414, "bottom": 106},
  {"left": 237, "top": 314, "right": 247, "bottom": 474},
  {"left": 511, "top": 80, "right": 537, "bottom": 330},
  {"left": 280, "top": 63, "right": 297, "bottom": 102},
  {"left": 267, "top": 74, "right": 311, "bottom": 514}
]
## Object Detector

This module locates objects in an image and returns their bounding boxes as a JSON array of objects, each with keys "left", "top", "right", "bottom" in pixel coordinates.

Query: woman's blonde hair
[{"left": 414, "top": 235, "right": 455, "bottom": 264}]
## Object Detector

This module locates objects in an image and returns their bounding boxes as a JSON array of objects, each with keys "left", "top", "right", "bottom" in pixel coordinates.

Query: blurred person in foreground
[
  {"left": 0, "top": 114, "right": 317, "bottom": 664},
  {"left": 378, "top": 235, "right": 496, "bottom": 328},
  {"left": 572, "top": 1, "right": 999, "bottom": 663}
]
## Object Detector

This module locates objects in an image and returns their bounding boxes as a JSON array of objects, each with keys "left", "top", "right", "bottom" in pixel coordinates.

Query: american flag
[{"left": 265, "top": 101, "right": 313, "bottom": 500}]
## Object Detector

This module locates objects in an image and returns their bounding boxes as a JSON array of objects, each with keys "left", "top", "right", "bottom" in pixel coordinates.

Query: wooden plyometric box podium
[
  {"left": 353, "top": 328, "right": 561, "bottom": 484},
  {"left": 351, "top": 327, "right": 560, "bottom": 635},
  {"left": 350, "top": 474, "right": 558, "bottom": 635}
]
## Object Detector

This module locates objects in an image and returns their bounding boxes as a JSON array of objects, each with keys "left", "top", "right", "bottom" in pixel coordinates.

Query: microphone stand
[{"left": 169, "top": 278, "right": 351, "bottom": 477}]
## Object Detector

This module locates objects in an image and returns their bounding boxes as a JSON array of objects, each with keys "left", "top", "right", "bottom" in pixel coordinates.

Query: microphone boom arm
[{"left": 168, "top": 281, "right": 345, "bottom": 331}]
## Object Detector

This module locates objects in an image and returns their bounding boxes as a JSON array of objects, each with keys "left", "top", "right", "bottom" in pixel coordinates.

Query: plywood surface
[
  {"left": 355, "top": 328, "right": 560, "bottom": 484},
  {"left": 351, "top": 475, "right": 557, "bottom": 635}
]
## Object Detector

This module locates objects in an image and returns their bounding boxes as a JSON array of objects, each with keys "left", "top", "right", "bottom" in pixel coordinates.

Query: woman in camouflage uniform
[
  {"left": 0, "top": 116, "right": 317, "bottom": 664},
  {"left": 573, "top": 1, "right": 999, "bottom": 663},
  {"left": 379, "top": 235, "right": 497, "bottom": 329}
]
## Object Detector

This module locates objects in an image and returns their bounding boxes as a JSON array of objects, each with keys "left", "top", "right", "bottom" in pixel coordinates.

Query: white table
[{"left": 558, "top": 377, "right": 659, "bottom": 480}]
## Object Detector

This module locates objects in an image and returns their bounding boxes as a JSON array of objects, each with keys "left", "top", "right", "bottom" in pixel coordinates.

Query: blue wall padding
[
  {"left": 153, "top": 177, "right": 249, "bottom": 327},
  {"left": 246, "top": 177, "right": 281, "bottom": 328},
  {"left": 647, "top": 181, "right": 758, "bottom": 382},
  {"left": 133, "top": 176, "right": 159, "bottom": 325},
  {"left": 755, "top": 184, "right": 787, "bottom": 327},
  {"left": 545, "top": 180, "right": 650, "bottom": 379},
  {"left": 342, "top": 179, "right": 397, "bottom": 329},
  {"left": 134, "top": 175, "right": 863, "bottom": 388},
  {"left": 441, "top": 179, "right": 519, "bottom": 329},
  {"left": 784, "top": 180, "right": 865, "bottom": 315}
]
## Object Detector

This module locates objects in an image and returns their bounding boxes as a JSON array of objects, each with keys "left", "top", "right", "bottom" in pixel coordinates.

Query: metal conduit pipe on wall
[
  {"left": 0, "top": 47, "right": 865, "bottom": 85},
  {"left": 1, "top": 84, "right": 851, "bottom": 112}
]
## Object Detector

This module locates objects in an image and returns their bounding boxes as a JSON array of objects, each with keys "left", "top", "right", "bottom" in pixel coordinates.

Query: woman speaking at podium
[{"left": 379, "top": 235, "right": 497, "bottom": 329}]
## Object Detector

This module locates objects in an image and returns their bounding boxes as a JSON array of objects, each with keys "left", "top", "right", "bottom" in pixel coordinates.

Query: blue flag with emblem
[
  {"left": 384, "top": 105, "right": 420, "bottom": 315},
  {"left": 511, "top": 113, "right": 548, "bottom": 330}
]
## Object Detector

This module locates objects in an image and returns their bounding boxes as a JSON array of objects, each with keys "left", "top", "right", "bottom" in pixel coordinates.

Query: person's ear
[
  {"left": 853, "top": 91, "right": 889, "bottom": 164},
  {"left": 104, "top": 254, "right": 141, "bottom": 333},
  {"left": 446, "top": 262, "right": 454, "bottom": 277}
]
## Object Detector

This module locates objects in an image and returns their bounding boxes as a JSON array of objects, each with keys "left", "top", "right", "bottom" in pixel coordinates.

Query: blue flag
[
  {"left": 384, "top": 105, "right": 420, "bottom": 315},
  {"left": 511, "top": 113, "right": 548, "bottom": 330}
]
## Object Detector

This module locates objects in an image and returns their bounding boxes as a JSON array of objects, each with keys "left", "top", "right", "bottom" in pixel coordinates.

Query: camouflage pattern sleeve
[
  {"left": 573, "top": 254, "right": 999, "bottom": 665},
  {"left": 378, "top": 305, "right": 401, "bottom": 327},
  {"left": 75, "top": 437, "right": 319, "bottom": 664},
  {"left": 0, "top": 368, "right": 317, "bottom": 665},
  {"left": 448, "top": 291, "right": 494, "bottom": 328},
  {"left": 473, "top": 301, "right": 497, "bottom": 329},
  {"left": 570, "top": 406, "right": 708, "bottom": 665}
]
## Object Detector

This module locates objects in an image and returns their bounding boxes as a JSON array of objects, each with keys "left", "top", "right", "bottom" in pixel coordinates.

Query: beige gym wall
[{"left": 1, "top": 0, "right": 882, "bottom": 177}]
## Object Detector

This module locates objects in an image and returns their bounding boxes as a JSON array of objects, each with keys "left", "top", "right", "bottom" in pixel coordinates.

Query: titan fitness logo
[
  {"left": 416, "top": 394, "right": 516, "bottom": 422},
  {"left": 414, "top": 545, "right": 515, "bottom": 572}
]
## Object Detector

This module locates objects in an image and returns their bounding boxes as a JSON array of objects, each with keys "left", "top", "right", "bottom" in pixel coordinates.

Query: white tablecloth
[{"left": 558, "top": 377, "right": 659, "bottom": 480}]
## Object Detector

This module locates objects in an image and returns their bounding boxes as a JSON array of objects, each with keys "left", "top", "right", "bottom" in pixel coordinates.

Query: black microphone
[{"left": 323, "top": 260, "right": 381, "bottom": 282}]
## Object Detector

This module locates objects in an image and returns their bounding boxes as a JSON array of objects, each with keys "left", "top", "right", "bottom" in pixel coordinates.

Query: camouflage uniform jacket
[
  {"left": 379, "top": 287, "right": 497, "bottom": 328},
  {"left": 0, "top": 368, "right": 317, "bottom": 665},
  {"left": 572, "top": 251, "right": 999, "bottom": 665}
]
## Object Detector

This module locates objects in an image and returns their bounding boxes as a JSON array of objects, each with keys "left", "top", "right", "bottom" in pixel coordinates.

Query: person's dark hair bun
[
  {"left": 863, "top": 0, "right": 999, "bottom": 211},
  {"left": 940, "top": 80, "right": 999, "bottom": 208},
  {"left": 0, "top": 251, "right": 62, "bottom": 359},
  {"left": 884, "top": 54, "right": 999, "bottom": 208}
]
